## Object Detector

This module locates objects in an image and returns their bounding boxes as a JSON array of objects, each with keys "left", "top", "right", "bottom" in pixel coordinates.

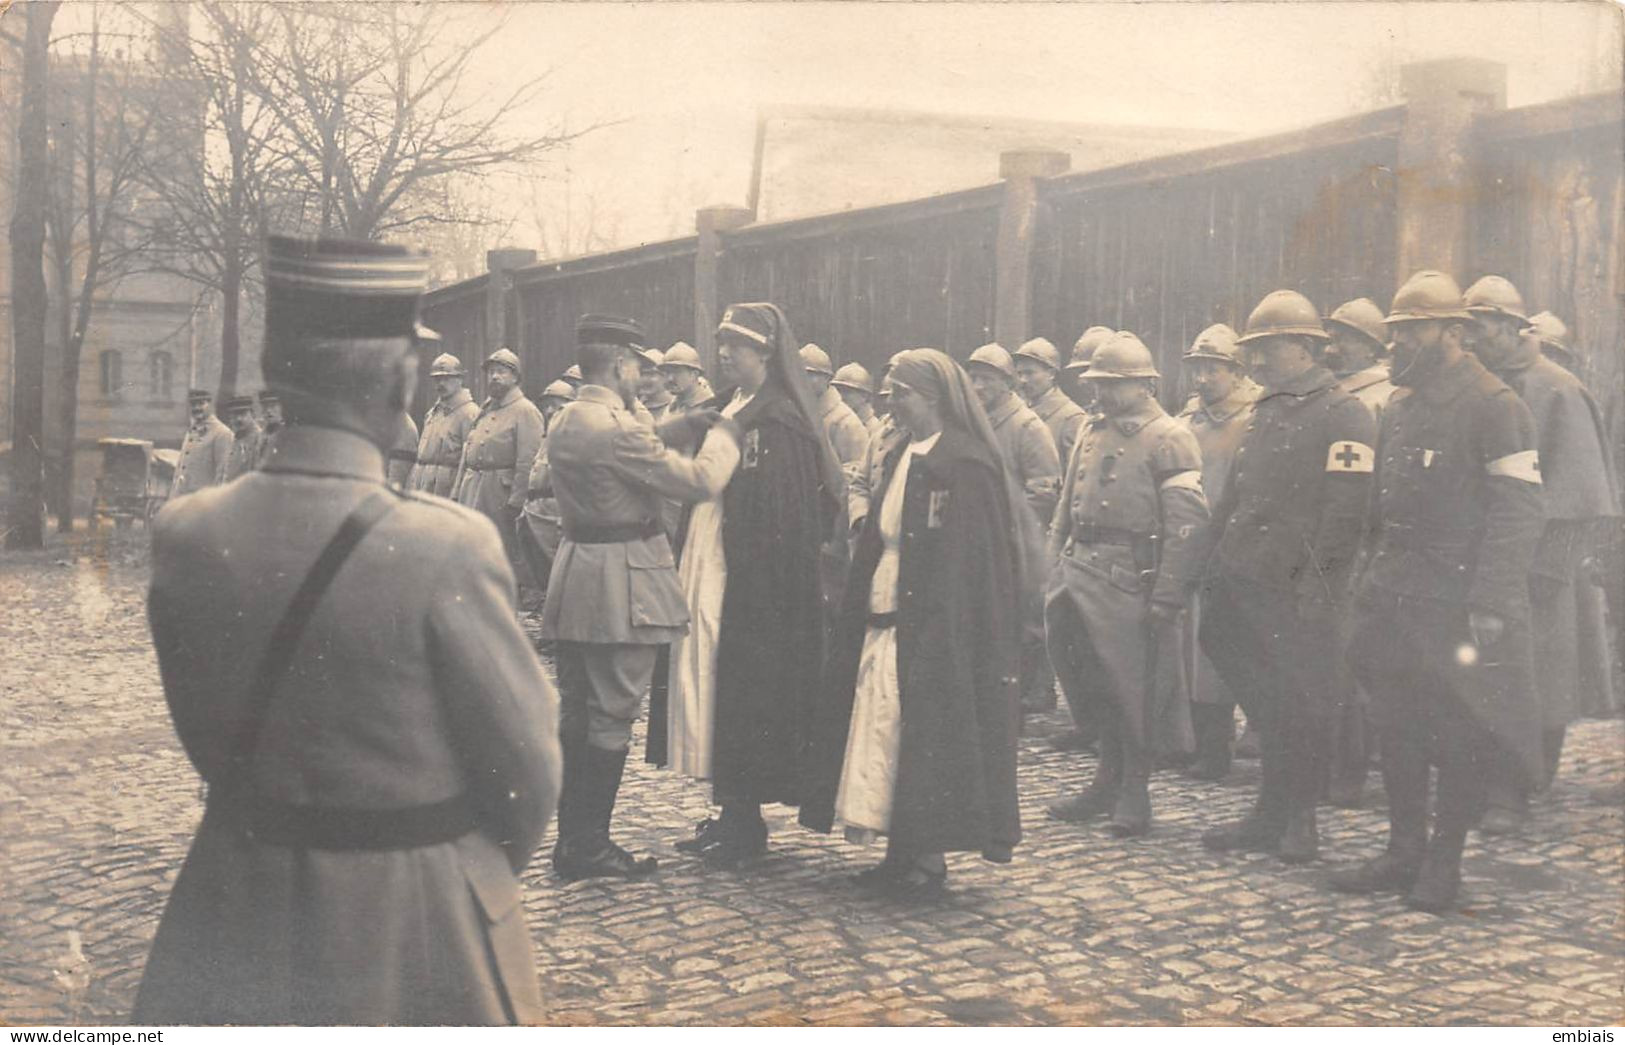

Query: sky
[
  {"left": 467, "top": 0, "right": 1622, "bottom": 255},
  {"left": 35, "top": 0, "right": 1625, "bottom": 261}
]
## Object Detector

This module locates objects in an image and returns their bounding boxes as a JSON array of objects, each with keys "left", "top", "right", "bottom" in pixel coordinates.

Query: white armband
[
  {"left": 1485, "top": 450, "right": 1541, "bottom": 484},
  {"left": 1326, "top": 441, "right": 1375, "bottom": 474}
]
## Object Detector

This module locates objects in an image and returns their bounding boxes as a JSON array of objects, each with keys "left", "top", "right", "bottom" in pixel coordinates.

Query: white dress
[
  {"left": 665, "top": 392, "right": 751, "bottom": 779},
  {"left": 834, "top": 432, "right": 939, "bottom": 841}
]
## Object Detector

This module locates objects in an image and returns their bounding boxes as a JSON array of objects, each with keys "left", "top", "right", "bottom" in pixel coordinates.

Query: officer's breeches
[
  {"left": 555, "top": 641, "right": 658, "bottom": 752},
  {"left": 1200, "top": 575, "right": 1337, "bottom": 805}
]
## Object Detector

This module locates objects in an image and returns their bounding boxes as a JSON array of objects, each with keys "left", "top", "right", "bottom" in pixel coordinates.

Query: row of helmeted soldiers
[
  {"left": 132, "top": 233, "right": 1621, "bottom": 1029},
  {"left": 415, "top": 268, "right": 1614, "bottom": 916}
]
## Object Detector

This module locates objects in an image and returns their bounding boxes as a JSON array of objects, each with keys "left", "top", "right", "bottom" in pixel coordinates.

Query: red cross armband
[{"left": 1325, "top": 441, "right": 1375, "bottom": 474}]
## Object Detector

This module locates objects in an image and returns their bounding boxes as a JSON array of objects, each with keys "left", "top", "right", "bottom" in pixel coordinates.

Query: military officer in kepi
[
  {"left": 133, "top": 234, "right": 561, "bottom": 1025},
  {"left": 408, "top": 345, "right": 479, "bottom": 498},
  {"left": 453, "top": 347, "right": 546, "bottom": 582},
  {"left": 1176, "top": 324, "right": 1257, "bottom": 781},
  {"left": 1331, "top": 271, "right": 1545, "bottom": 914},
  {"left": 1462, "top": 276, "right": 1620, "bottom": 831},
  {"left": 539, "top": 314, "right": 733, "bottom": 881},
  {"left": 171, "top": 388, "right": 234, "bottom": 498},
  {"left": 1044, "top": 332, "right": 1208, "bottom": 836},
  {"left": 1197, "top": 293, "right": 1375, "bottom": 866},
  {"left": 221, "top": 395, "right": 264, "bottom": 482}
]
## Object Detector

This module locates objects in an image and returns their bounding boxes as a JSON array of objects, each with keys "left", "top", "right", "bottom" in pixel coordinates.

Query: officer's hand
[
  {"left": 1468, "top": 611, "right": 1505, "bottom": 648},
  {"left": 1146, "top": 601, "right": 1181, "bottom": 628}
]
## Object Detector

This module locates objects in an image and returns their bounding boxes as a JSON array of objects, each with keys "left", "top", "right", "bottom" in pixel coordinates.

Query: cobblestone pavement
[{"left": 2, "top": 536, "right": 1622, "bottom": 1026}]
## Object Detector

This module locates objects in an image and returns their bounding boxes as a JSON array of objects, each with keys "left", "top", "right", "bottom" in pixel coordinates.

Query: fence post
[
  {"left": 1395, "top": 58, "right": 1505, "bottom": 281},
  {"left": 694, "top": 206, "right": 754, "bottom": 372},
  {"left": 995, "top": 150, "right": 1070, "bottom": 349}
]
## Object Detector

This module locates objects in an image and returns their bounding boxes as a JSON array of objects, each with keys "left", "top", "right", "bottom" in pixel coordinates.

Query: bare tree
[
  {"left": 7, "top": 1, "right": 63, "bottom": 550},
  {"left": 43, "top": 9, "right": 160, "bottom": 530},
  {"left": 125, "top": 1, "right": 291, "bottom": 399},
  {"left": 248, "top": 3, "right": 583, "bottom": 241}
]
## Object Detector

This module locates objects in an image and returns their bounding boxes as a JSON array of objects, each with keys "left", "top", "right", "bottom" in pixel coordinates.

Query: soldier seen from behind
[{"left": 134, "top": 235, "right": 560, "bottom": 1024}]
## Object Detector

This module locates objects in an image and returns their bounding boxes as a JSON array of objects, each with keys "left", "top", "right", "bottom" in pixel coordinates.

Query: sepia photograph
[{"left": 0, "top": 0, "right": 1622, "bottom": 1031}]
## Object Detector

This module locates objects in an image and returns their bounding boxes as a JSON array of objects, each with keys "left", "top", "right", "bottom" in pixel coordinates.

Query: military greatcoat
[
  {"left": 409, "top": 388, "right": 479, "bottom": 497},
  {"left": 985, "top": 392, "right": 1062, "bottom": 521},
  {"left": 1351, "top": 350, "right": 1546, "bottom": 784},
  {"left": 172, "top": 415, "right": 234, "bottom": 497},
  {"left": 453, "top": 386, "right": 546, "bottom": 522},
  {"left": 1030, "top": 385, "right": 1089, "bottom": 474},
  {"left": 134, "top": 426, "right": 559, "bottom": 1025},
  {"left": 1493, "top": 349, "right": 1620, "bottom": 728},
  {"left": 1045, "top": 399, "right": 1208, "bottom": 752}
]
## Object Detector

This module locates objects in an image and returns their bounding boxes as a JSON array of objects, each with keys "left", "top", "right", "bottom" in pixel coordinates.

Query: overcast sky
[{"left": 468, "top": 0, "right": 1620, "bottom": 253}]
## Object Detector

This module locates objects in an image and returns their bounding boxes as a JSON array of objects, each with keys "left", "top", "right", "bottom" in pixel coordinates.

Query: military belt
[
  {"left": 214, "top": 789, "right": 477, "bottom": 851},
  {"left": 565, "top": 519, "right": 661, "bottom": 544},
  {"left": 1070, "top": 523, "right": 1149, "bottom": 548},
  {"left": 868, "top": 611, "right": 899, "bottom": 629}
]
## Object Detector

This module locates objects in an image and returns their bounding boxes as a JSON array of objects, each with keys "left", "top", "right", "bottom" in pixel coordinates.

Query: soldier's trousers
[
  {"left": 1349, "top": 603, "right": 1503, "bottom": 857},
  {"left": 1200, "top": 575, "right": 1338, "bottom": 818},
  {"left": 555, "top": 641, "right": 659, "bottom": 753}
]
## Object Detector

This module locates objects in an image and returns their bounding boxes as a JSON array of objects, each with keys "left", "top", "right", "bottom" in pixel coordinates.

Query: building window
[
  {"left": 149, "top": 350, "right": 174, "bottom": 400},
  {"left": 99, "top": 349, "right": 123, "bottom": 398}
]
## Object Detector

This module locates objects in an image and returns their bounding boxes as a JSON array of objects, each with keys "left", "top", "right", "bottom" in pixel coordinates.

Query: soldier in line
[
  {"left": 408, "top": 352, "right": 480, "bottom": 498},
  {"left": 560, "top": 363, "right": 584, "bottom": 391},
  {"left": 170, "top": 389, "right": 234, "bottom": 498},
  {"left": 221, "top": 395, "right": 264, "bottom": 482},
  {"left": 1319, "top": 296, "right": 1397, "bottom": 808},
  {"left": 256, "top": 391, "right": 283, "bottom": 467},
  {"left": 1016, "top": 337, "right": 1089, "bottom": 469},
  {"left": 660, "top": 342, "right": 714, "bottom": 415},
  {"left": 134, "top": 235, "right": 559, "bottom": 1025},
  {"left": 453, "top": 348, "right": 546, "bottom": 582},
  {"left": 1063, "top": 327, "right": 1113, "bottom": 412},
  {"left": 1463, "top": 276, "right": 1620, "bottom": 832},
  {"left": 1175, "top": 324, "right": 1257, "bottom": 781},
  {"left": 966, "top": 342, "right": 1063, "bottom": 717},
  {"left": 1045, "top": 333, "right": 1208, "bottom": 836},
  {"left": 539, "top": 315, "right": 731, "bottom": 881},
  {"left": 638, "top": 346, "right": 678, "bottom": 423},
  {"left": 848, "top": 353, "right": 908, "bottom": 532},
  {"left": 1331, "top": 271, "right": 1545, "bottom": 914},
  {"left": 831, "top": 362, "right": 882, "bottom": 436},
  {"left": 801, "top": 343, "right": 871, "bottom": 467},
  {"left": 1198, "top": 293, "right": 1376, "bottom": 866}
]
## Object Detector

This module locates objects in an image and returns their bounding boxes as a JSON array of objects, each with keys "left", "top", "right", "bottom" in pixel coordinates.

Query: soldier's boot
[
  {"left": 1107, "top": 738, "right": 1152, "bottom": 837},
  {"left": 1048, "top": 714, "right": 1121, "bottom": 822},
  {"left": 549, "top": 752, "right": 584, "bottom": 875},
  {"left": 1477, "top": 778, "right": 1527, "bottom": 836},
  {"left": 1277, "top": 799, "right": 1320, "bottom": 865},
  {"left": 558, "top": 746, "right": 657, "bottom": 881},
  {"left": 1201, "top": 728, "right": 1285, "bottom": 852},
  {"left": 1329, "top": 729, "right": 1428, "bottom": 894},
  {"left": 1406, "top": 754, "right": 1486, "bottom": 913},
  {"left": 1183, "top": 703, "right": 1234, "bottom": 781}
]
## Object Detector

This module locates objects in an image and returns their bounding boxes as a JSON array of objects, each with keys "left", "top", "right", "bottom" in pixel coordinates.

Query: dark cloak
[{"left": 800, "top": 425, "right": 1022, "bottom": 860}]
